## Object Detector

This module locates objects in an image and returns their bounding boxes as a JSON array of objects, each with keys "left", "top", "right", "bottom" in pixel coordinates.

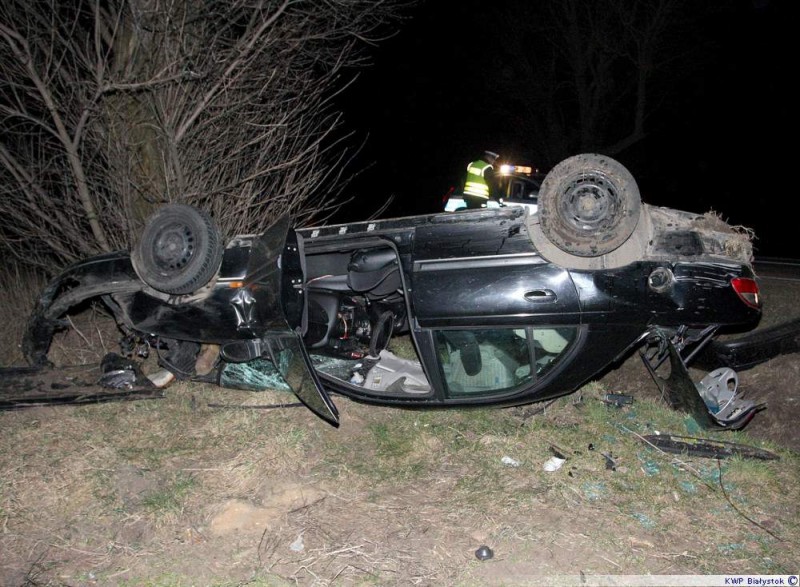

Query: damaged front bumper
[{"left": 640, "top": 328, "right": 764, "bottom": 430}]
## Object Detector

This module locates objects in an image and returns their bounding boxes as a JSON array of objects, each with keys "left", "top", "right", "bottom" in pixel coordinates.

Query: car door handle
[{"left": 524, "top": 289, "right": 557, "bottom": 303}]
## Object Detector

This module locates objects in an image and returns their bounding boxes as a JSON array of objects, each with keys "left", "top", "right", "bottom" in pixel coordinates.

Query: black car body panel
[
  {"left": 696, "top": 317, "right": 800, "bottom": 371},
  {"left": 19, "top": 202, "right": 763, "bottom": 427}
]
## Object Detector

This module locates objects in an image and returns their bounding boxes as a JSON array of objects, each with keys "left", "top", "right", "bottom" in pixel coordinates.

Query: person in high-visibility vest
[{"left": 462, "top": 151, "right": 500, "bottom": 209}]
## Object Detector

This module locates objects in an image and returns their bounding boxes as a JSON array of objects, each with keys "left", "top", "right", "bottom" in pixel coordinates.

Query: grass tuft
[{"left": 0, "top": 264, "right": 47, "bottom": 365}]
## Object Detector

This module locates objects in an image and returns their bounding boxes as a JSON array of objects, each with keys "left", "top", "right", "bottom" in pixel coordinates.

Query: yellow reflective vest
[{"left": 463, "top": 159, "right": 492, "bottom": 199}]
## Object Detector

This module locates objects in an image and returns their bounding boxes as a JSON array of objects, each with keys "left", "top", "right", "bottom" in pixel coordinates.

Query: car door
[
  {"left": 245, "top": 215, "right": 339, "bottom": 426},
  {"left": 411, "top": 214, "right": 583, "bottom": 404},
  {"left": 411, "top": 212, "right": 581, "bottom": 329},
  {"left": 262, "top": 334, "right": 339, "bottom": 426},
  {"left": 412, "top": 258, "right": 582, "bottom": 403}
]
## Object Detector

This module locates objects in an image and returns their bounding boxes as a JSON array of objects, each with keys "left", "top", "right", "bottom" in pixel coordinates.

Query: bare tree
[
  {"left": 487, "top": 0, "right": 718, "bottom": 165},
  {"left": 1, "top": 0, "right": 407, "bottom": 272}
]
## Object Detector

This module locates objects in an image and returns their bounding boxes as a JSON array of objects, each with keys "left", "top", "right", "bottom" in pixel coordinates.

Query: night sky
[{"left": 335, "top": 0, "right": 792, "bottom": 259}]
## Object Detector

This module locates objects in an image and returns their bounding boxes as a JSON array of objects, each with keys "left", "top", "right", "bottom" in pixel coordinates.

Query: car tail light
[{"left": 731, "top": 277, "right": 761, "bottom": 309}]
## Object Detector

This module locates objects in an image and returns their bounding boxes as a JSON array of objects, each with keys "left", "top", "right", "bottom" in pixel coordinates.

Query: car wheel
[
  {"left": 538, "top": 154, "right": 641, "bottom": 257},
  {"left": 133, "top": 204, "right": 223, "bottom": 295}
]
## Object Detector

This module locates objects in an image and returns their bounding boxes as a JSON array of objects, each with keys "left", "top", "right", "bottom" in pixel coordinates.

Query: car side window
[
  {"left": 532, "top": 327, "right": 575, "bottom": 377},
  {"left": 435, "top": 327, "right": 576, "bottom": 398}
]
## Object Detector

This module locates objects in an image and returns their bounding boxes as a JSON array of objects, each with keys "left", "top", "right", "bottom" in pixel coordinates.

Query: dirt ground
[
  {"left": 2, "top": 383, "right": 797, "bottom": 587},
  {"left": 728, "top": 351, "right": 800, "bottom": 451}
]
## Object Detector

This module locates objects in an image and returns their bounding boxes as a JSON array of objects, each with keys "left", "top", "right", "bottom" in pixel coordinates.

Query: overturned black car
[{"left": 16, "top": 155, "right": 764, "bottom": 428}]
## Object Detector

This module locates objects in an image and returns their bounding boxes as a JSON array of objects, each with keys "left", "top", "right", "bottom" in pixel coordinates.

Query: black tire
[
  {"left": 538, "top": 154, "right": 641, "bottom": 257},
  {"left": 132, "top": 204, "right": 223, "bottom": 295}
]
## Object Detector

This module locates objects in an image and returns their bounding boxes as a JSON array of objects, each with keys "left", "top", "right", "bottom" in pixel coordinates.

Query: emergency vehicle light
[{"left": 499, "top": 164, "right": 532, "bottom": 175}]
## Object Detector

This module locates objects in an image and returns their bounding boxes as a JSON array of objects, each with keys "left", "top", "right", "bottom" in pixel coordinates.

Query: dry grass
[
  {"left": 0, "top": 379, "right": 797, "bottom": 586},
  {"left": 0, "top": 265, "right": 47, "bottom": 366}
]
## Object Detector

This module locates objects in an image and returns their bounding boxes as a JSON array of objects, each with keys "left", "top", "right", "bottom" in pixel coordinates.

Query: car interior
[
  {"left": 298, "top": 242, "right": 578, "bottom": 400},
  {"left": 302, "top": 243, "right": 431, "bottom": 396}
]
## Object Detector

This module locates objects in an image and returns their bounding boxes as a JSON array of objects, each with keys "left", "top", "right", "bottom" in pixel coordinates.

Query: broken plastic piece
[
  {"left": 147, "top": 369, "right": 176, "bottom": 388},
  {"left": 100, "top": 353, "right": 156, "bottom": 389},
  {"left": 695, "top": 368, "right": 738, "bottom": 414},
  {"left": 362, "top": 350, "right": 430, "bottom": 394},
  {"left": 641, "top": 331, "right": 763, "bottom": 430},
  {"left": 602, "top": 452, "right": 617, "bottom": 471},
  {"left": 543, "top": 456, "right": 566, "bottom": 472},
  {"left": 694, "top": 368, "right": 764, "bottom": 429},
  {"left": 641, "top": 434, "right": 779, "bottom": 461},
  {"left": 602, "top": 393, "right": 634, "bottom": 408},
  {"left": 99, "top": 369, "right": 136, "bottom": 390}
]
